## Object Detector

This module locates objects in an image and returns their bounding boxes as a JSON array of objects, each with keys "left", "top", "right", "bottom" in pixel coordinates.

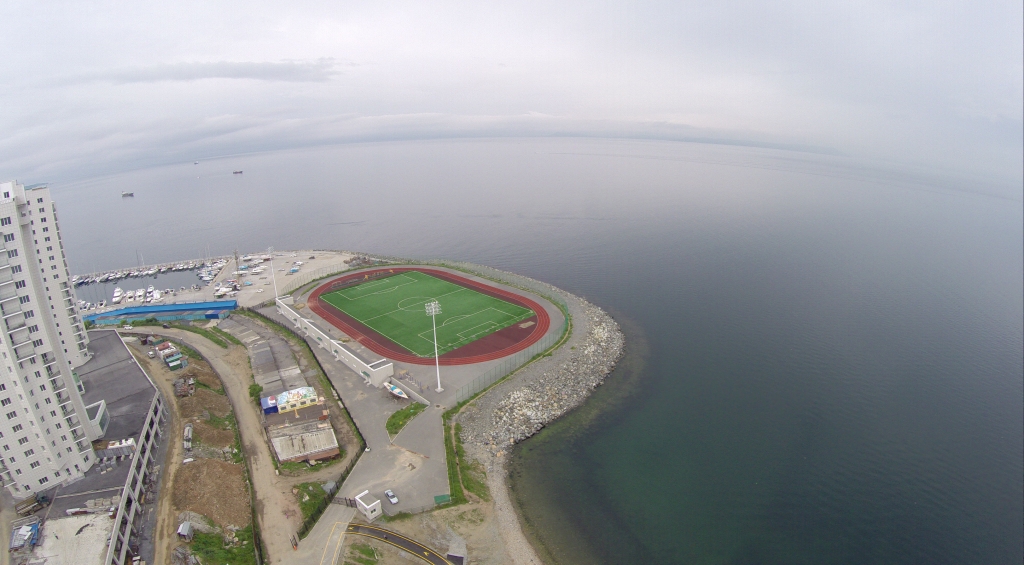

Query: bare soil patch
[
  {"left": 180, "top": 388, "right": 232, "bottom": 420},
  {"left": 172, "top": 459, "right": 251, "bottom": 530},
  {"left": 194, "top": 420, "right": 236, "bottom": 449}
]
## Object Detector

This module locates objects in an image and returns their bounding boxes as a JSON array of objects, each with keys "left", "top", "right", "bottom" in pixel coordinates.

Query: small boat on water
[
  {"left": 232, "top": 171, "right": 243, "bottom": 175},
  {"left": 385, "top": 383, "right": 409, "bottom": 400},
  {"left": 121, "top": 192, "right": 134, "bottom": 197}
]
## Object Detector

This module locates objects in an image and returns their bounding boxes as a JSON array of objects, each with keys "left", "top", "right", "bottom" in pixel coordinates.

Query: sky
[{"left": 1, "top": 0, "right": 1021, "bottom": 191}]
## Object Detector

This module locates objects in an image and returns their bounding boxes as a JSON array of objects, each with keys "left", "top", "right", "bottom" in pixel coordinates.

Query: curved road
[{"left": 346, "top": 524, "right": 452, "bottom": 565}]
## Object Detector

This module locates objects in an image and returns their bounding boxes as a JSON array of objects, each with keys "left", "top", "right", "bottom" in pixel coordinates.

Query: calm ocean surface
[{"left": 52, "top": 140, "right": 1023, "bottom": 564}]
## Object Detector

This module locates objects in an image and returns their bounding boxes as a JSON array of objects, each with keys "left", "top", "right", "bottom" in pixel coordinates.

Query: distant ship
[
  {"left": 121, "top": 191, "right": 134, "bottom": 197},
  {"left": 233, "top": 170, "right": 243, "bottom": 175}
]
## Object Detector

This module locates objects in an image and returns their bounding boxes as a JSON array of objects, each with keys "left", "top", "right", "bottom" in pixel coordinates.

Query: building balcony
[
  {"left": 55, "top": 391, "right": 71, "bottom": 405},
  {"left": 41, "top": 352, "right": 55, "bottom": 366},
  {"left": 49, "top": 377, "right": 67, "bottom": 392},
  {"left": 4, "top": 317, "right": 25, "bottom": 332},
  {"left": 71, "top": 428, "right": 85, "bottom": 441},
  {"left": 65, "top": 414, "right": 80, "bottom": 428},
  {"left": 0, "top": 283, "right": 16, "bottom": 302},
  {"left": 13, "top": 343, "right": 34, "bottom": 361},
  {"left": 9, "top": 327, "right": 30, "bottom": 345},
  {"left": 0, "top": 301, "right": 21, "bottom": 318}
]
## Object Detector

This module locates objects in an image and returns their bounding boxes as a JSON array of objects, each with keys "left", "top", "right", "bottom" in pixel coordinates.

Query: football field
[{"left": 318, "top": 271, "right": 535, "bottom": 357}]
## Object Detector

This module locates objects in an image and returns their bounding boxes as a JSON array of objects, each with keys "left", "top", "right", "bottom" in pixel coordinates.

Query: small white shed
[{"left": 355, "top": 490, "right": 381, "bottom": 522}]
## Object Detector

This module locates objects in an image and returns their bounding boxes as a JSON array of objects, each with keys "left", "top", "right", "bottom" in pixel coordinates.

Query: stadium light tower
[
  {"left": 426, "top": 300, "right": 443, "bottom": 392},
  {"left": 268, "top": 247, "right": 279, "bottom": 299}
]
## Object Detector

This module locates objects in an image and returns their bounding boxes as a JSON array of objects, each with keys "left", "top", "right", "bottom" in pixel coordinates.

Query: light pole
[
  {"left": 268, "top": 246, "right": 279, "bottom": 299},
  {"left": 426, "top": 300, "right": 443, "bottom": 392}
]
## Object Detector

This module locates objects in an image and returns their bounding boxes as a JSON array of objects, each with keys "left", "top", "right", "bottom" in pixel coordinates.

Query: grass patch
[
  {"left": 207, "top": 412, "right": 235, "bottom": 431},
  {"left": 346, "top": 542, "right": 379, "bottom": 565},
  {"left": 249, "top": 383, "right": 263, "bottom": 403},
  {"left": 454, "top": 423, "right": 490, "bottom": 501},
  {"left": 172, "top": 324, "right": 228, "bottom": 348},
  {"left": 196, "top": 381, "right": 225, "bottom": 395},
  {"left": 294, "top": 482, "right": 330, "bottom": 521},
  {"left": 441, "top": 410, "right": 467, "bottom": 506},
  {"left": 379, "top": 511, "right": 417, "bottom": 523},
  {"left": 210, "top": 325, "right": 244, "bottom": 346},
  {"left": 172, "top": 340, "right": 203, "bottom": 360},
  {"left": 190, "top": 526, "right": 256, "bottom": 565},
  {"left": 385, "top": 402, "right": 426, "bottom": 437}
]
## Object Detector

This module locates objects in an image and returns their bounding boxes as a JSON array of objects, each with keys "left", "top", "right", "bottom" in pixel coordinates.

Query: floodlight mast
[
  {"left": 268, "top": 247, "right": 279, "bottom": 299},
  {"left": 426, "top": 300, "right": 443, "bottom": 392}
]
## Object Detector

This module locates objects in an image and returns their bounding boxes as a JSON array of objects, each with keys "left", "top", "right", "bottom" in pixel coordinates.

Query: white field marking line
[
  {"left": 332, "top": 274, "right": 418, "bottom": 301},
  {"left": 357, "top": 287, "right": 467, "bottom": 324},
  {"left": 331, "top": 273, "right": 412, "bottom": 296},
  {"left": 456, "top": 321, "right": 501, "bottom": 340},
  {"left": 413, "top": 307, "right": 511, "bottom": 346}
]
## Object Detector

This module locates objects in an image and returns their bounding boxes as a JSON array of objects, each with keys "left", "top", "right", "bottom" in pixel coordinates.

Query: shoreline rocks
[{"left": 457, "top": 289, "right": 624, "bottom": 455}]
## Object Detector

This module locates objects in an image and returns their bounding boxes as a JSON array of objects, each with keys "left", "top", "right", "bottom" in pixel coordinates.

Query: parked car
[
  {"left": 122, "top": 325, "right": 133, "bottom": 330},
  {"left": 384, "top": 490, "right": 398, "bottom": 504}
]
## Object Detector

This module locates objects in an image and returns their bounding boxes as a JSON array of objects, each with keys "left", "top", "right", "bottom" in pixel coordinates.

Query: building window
[
  {"left": 28, "top": 326, "right": 38, "bottom": 333},
  {"left": 5, "top": 411, "right": 16, "bottom": 419},
  {"left": 0, "top": 218, "right": 10, "bottom": 226},
  {"left": 38, "top": 476, "right": 47, "bottom": 484},
  {"left": 42, "top": 227, "right": 48, "bottom": 232},
  {"left": 11, "top": 265, "right": 21, "bottom": 274},
  {"left": 36, "top": 199, "right": 42, "bottom": 204},
  {"left": 32, "top": 340, "right": 43, "bottom": 347},
  {"left": 2, "top": 445, "right": 8, "bottom": 451},
  {"left": 11, "top": 424, "right": 21, "bottom": 432},
  {"left": 19, "top": 296, "right": 30, "bottom": 304},
  {"left": 2, "top": 234, "right": 13, "bottom": 243},
  {"left": 14, "top": 280, "right": 25, "bottom": 289},
  {"left": 23, "top": 449, "right": 33, "bottom": 457},
  {"left": 0, "top": 398, "right": 9, "bottom": 407},
  {"left": 14, "top": 469, "right": 20, "bottom": 475},
  {"left": 7, "top": 249, "right": 17, "bottom": 258},
  {"left": 17, "top": 437, "right": 27, "bottom": 445},
  {"left": 24, "top": 310, "right": 33, "bottom": 318}
]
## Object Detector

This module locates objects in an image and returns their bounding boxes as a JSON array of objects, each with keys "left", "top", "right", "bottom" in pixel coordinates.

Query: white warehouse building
[{"left": 0, "top": 180, "right": 104, "bottom": 498}]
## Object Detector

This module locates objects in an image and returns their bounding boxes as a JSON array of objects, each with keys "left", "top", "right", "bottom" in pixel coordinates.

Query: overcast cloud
[{"left": 1, "top": 0, "right": 1020, "bottom": 189}]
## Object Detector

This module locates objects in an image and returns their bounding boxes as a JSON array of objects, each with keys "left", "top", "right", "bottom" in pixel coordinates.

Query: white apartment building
[{"left": 0, "top": 180, "right": 105, "bottom": 498}]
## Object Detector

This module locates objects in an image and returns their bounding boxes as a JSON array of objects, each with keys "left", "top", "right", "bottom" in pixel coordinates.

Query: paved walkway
[
  {"left": 292, "top": 506, "right": 356, "bottom": 565},
  {"left": 347, "top": 523, "right": 452, "bottom": 565}
]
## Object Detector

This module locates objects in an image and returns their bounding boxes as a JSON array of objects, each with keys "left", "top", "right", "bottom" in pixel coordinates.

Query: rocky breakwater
[{"left": 459, "top": 295, "right": 624, "bottom": 454}]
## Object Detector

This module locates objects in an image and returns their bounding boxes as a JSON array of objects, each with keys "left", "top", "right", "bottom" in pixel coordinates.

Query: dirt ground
[
  {"left": 193, "top": 420, "right": 236, "bottom": 449},
  {"left": 129, "top": 340, "right": 253, "bottom": 565},
  {"left": 341, "top": 500, "right": 510, "bottom": 565},
  {"left": 172, "top": 459, "right": 251, "bottom": 529},
  {"left": 146, "top": 328, "right": 306, "bottom": 563}
]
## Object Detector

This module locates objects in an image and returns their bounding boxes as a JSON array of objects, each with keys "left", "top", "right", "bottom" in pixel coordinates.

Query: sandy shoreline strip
[{"left": 454, "top": 277, "right": 625, "bottom": 564}]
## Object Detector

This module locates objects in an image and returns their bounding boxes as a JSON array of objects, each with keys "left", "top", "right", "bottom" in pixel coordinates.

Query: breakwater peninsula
[{"left": 69, "top": 248, "right": 624, "bottom": 564}]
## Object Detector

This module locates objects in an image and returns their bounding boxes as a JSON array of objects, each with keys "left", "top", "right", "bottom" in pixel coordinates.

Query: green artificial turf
[{"left": 320, "top": 271, "right": 534, "bottom": 356}]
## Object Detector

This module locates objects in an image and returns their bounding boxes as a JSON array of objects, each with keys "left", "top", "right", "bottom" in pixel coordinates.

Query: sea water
[{"left": 51, "top": 139, "right": 1023, "bottom": 564}]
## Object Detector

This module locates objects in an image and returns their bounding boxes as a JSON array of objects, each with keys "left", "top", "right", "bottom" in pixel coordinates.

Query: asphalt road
[{"left": 346, "top": 524, "right": 452, "bottom": 565}]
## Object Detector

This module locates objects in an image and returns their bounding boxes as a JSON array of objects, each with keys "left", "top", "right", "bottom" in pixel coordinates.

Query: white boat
[
  {"left": 147, "top": 285, "right": 154, "bottom": 293},
  {"left": 112, "top": 287, "right": 124, "bottom": 302},
  {"left": 385, "top": 383, "right": 409, "bottom": 400}
]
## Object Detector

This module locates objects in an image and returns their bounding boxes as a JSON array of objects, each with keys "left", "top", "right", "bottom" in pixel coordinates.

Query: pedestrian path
[{"left": 291, "top": 506, "right": 356, "bottom": 565}]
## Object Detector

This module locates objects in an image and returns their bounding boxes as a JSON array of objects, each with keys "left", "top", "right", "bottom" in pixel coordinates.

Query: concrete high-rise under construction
[{"left": 0, "top": 180, "right": 103, "bottom": 498}]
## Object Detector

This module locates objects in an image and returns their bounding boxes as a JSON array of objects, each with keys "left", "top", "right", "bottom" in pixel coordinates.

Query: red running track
[{"left": 307, "top": 267, "right": 552, "bottom": 366}]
